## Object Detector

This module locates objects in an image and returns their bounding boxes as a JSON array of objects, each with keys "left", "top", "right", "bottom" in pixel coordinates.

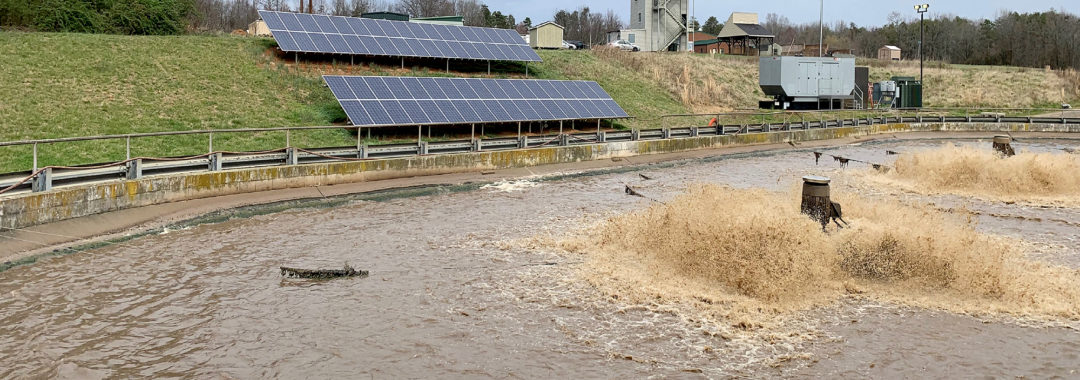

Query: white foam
[{"left": 481, "top": 180, "right": 539, "bottom": 193}]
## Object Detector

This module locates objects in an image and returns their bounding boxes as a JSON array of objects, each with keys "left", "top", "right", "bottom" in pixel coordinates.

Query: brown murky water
[{"left": 1, "top": 138, "right": 1078, "bottom": 378}]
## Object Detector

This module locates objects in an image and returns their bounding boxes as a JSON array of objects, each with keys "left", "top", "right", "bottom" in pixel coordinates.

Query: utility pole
[
  {"left": 915, "top": 4, "right": 929, "bottom": 83},
  {"left": 818, "top": 0, "right": 823, "bottom": 57}
]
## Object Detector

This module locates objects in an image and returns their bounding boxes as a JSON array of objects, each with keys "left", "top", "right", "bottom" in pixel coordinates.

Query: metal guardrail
[{"left": 1, "top": 108, "right": 1077, "bottom": 197}]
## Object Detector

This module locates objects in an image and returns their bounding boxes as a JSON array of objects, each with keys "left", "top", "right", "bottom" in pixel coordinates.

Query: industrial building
[
  {"left": 530, "top": 22, "right": 565, "bottom": 49},
  {"left": 611, "top": 0, "right": 690, "bottom": 52}
]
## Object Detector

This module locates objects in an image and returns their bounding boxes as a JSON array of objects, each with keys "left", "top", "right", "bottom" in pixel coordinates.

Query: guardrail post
[
  {"left": 357, "top": 145, "right": 368, "bottom": 159},
  {"left": 472, "top": 138, "right": 483, "bottom": 151},
  {"left": 518, "top": 136, "right": 528, "bottom": 148},
  {"left": 125, "top": 159, "right": 142, "bottom": 180},
  {"left": 631, "top": 129, "right": 640, "bottom": 141},
  {"left": 597, "top": 131, "right": 607, "bottom": 142},
  {"left": 286, "top": 147, "right": 298, "bottom": 165},
  {"left": 762, "top": 123, "right": 770, "bottom": 132},
  {"left": 558, "top": 134, "right": 569, "bottom": 146},
  {"left": 209, "top": 152, "right": 222, "bottom": 171},
  {"left": 689, "top": 127, "right": 698, "bottom": 137},
  {"left": 661, "top": 128, "right": 671, "bottom": 139},
  {"left": 717, "top": 125, "right": 725, "bottom": 135},
  {"left": 418, "top": 141, "right": 429, "bottom": 155},
  {"left": 32, "top": 168, "right": 52, "bottom": 192}
]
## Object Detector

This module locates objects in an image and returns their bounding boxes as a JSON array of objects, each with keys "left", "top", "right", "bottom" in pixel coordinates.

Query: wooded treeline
[
  {"left": 0, "top": 0, "right": 518, "bottom": 34},
  {"left": 756, "top": 10, "right": 1080, "bottom": 70},
  {"left": 551, "top": 7, "right": 623, "bottom": 46}
]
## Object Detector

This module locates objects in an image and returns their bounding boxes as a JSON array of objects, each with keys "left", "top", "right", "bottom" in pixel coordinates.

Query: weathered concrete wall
[{"left": 1, "top": 122, "right": 1077, "bottom": 229}]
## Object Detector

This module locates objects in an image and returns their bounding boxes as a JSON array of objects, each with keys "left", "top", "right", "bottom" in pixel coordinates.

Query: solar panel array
[
  {"left": 323, "top": 76, "right": 630, "bottom": 127},
  {"left": 258, "top": 11, "right": 541, "bottom": 62}
]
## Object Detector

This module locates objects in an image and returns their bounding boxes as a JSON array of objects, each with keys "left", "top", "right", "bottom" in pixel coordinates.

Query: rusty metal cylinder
[
  {"left": 801, "top": 175, "right": 832, "bottom": 228},
  {"left": 992, "top": 135, "right": 1015, "bottom": 156}
]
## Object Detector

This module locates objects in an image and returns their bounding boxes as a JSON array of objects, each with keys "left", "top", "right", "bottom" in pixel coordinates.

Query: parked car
[
  {"left": 608, "top": 40, "right": 640, "bottom": 52},
  {"left": 565, "top": 40, "right": 587, "bottom": 50},
  {"left": 561, "top": 40, "right": 576, "bottom": 50}
]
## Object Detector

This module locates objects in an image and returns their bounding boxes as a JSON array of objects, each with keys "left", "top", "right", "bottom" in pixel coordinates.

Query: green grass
[{"left": 0, "top": 32, "right": 351, "bottom": 172}]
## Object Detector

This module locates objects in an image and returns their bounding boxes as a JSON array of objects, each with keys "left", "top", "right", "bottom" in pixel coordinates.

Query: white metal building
[{"left": 615, "top": 0, "right": 689, "bottom": 52}]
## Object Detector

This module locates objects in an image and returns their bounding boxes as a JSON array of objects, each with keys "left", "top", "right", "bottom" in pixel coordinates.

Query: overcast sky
[{"left": 493, "top": 0, "right": 1075, "bottom": 27}]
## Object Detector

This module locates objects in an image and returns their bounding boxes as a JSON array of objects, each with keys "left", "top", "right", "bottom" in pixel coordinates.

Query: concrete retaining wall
[{"left": 2, "top": 122, "right": 1077, "bottom": 229}]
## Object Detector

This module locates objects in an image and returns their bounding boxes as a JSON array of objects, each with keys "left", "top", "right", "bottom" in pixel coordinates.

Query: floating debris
[
  {"left": 886, "top": 150, "right": 901, "bottom": 155},
  {"left": 280, "top": 264, "right": 369, "bottom": 279},
  {"left": 638, "top": 173, "right": 653, "bottom": 180}
]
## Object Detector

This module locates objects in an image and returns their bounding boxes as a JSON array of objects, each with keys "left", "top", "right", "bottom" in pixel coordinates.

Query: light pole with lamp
[{"left": 915, "top": 4, "right": 929, "bottom": 84}]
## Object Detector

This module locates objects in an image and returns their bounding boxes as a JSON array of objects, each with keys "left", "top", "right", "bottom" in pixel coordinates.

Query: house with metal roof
[{"left": 716, "top": 12, "right": 774, "bottom": 56}]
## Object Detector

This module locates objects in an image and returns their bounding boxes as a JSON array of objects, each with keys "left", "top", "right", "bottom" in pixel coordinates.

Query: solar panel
[
  {"left": 259, "top": 10, "right": 542, "bottom": 62},
  {"left": 324, "top": 76, "right": 630, "bottom": 127}
]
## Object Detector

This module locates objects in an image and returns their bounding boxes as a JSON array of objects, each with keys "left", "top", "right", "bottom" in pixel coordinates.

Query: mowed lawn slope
[{"left": 0, "top": 32, "right": 349, "bottom": 172}]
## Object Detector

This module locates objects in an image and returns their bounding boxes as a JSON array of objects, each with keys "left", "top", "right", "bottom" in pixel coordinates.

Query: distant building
[
  {"left": 411, "top": 16, "right": 463, "bottom": 26},
  {"left": 361, "top": 12, "right": 410, "bottom": 21},
  {"left": 878, "top": 45, "right": 901, "bottom": 60},
  {"left": 689, "top": 31, "right": 715, "bottom": 42},
  {"left": 716, "top": 12, "right": 774, "bottom": 56},
  {"left": 248, "top": 19, "right": 271, "bottom": 37},
  {"left": 529, "top": 22, "right": 564, "bottom": 49},
  {"left": 693, "top": 39, "right": 724, "bottom": 54},
  {"left": 614, "top": 0, "right": 689, "bottom": 52}
]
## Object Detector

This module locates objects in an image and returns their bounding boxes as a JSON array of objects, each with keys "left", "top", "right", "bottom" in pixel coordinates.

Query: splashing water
[
  {"left": 558, "top": 184, "right": 1080, "bottom": 329},
  {"left": 862, "top": 144, "right": 1080, "bottom": 205}
]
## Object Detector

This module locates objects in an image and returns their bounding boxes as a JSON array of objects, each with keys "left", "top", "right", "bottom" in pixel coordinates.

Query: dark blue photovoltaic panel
[
  {"left": 324, "top": 76, "right": 629, "bottom": 126},
  {"left": 295, "top": 13, "right": 319, "bottom": 32},
  {"left": 259, "top": 10, "right": 541, "bottom": 62},
  {"left": 344, "top": 77, "right": 375, "bottom": 99},
  {"left": 360, "top": 100, "right": 393, "bottom": 125},
  {"left": 308, "top": 33, "right": 334, "bottom": 52},
  {"left": 326, "top": 34, "right": 350, "bottom": 53},
  {"left": 314, "top": 15, "right": 337, "bottom": 33},
  {"left": 292, "top": 32, "right": 316, "bottom": 52},
  {"left": 262, "top": 11, "right": 285, "bottom": 30},
  {"left": 340, "top": 100, "right": 373, "bottom": 125},
  {"left": 331, "top": 16, "right": 354, "bottom": 34},
  {"left": 381, "top": 101, "right": 411, "bottom": 124},
  {"left": 498, "top": 100, "right": 527, "bottom": 120},
  {"left": 452, "top": 100, "right": 481, "bottom": 122},
  {"left": 435, "top": 100, "right": 464, "bottom": 123},
  {"left": 324, "top": 76, "right": 354, "bottom": 99},
  {"left": 273, "top": 32, "right": 299, "bottom": 52}
]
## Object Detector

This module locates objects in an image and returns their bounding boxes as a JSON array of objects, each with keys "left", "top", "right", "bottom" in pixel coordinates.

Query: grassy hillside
[{"left": 0, "top": 31, "right": 1076, "bottom": 173}]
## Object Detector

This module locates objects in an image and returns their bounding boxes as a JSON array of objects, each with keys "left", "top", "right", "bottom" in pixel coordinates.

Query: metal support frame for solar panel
[
  {"left": 323, "top": 76, "right": 630, "bottom": 128},
  {"left": 258, "top": 10, "right": 542, "bottom": 63}
]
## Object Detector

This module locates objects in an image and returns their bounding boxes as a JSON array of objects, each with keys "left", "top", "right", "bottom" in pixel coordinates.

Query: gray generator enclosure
[{"left": 759, "top": 56, "right": 856, "bottom": 109}]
